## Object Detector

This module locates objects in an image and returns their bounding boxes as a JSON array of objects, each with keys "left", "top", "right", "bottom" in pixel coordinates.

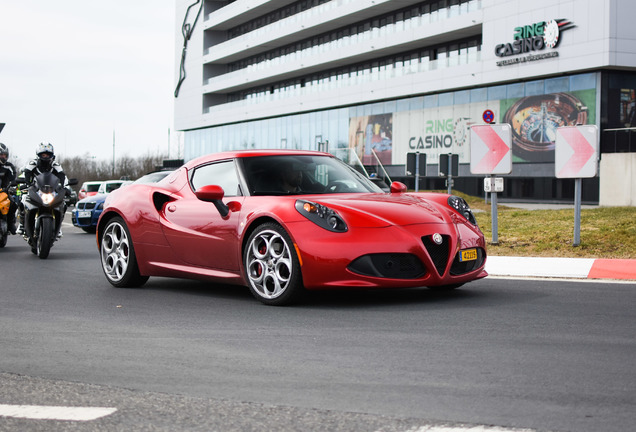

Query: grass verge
[{"left": 459, "top": 193, "right": 636, "bottom": 259}]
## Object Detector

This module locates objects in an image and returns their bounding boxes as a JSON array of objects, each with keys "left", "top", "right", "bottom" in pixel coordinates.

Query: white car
[{"left": 97, "top": 180, "right": 132, "bottom": 194}]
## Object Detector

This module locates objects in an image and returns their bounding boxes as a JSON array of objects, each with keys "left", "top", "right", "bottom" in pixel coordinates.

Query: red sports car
[{"left": 96, "top": 150, "right": 487, "bottom": 305}]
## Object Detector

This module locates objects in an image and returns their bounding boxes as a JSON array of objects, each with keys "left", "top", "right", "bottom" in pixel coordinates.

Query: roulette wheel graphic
[
  {"left": 543, "top": 19, "right": 560, "bottom": 48},
  {"left": 503, "top": 93, "right": 588, "bottom": 162}
]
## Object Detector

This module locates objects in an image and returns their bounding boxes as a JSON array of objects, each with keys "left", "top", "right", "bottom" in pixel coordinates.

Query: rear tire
[
  {"left": 100, "top": 217, "right": 149, "bottom": 288},
  {"left": 244, "top": 223, "right": 304, "bottom": 306}
]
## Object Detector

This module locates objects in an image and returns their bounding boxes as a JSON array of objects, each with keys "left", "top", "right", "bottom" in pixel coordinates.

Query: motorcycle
[
  {"left": 0, "top": 187, "right": 12, "bottom": 248},
  {"left": 18, "top": 172, "right": 77, "bottom": 259}
]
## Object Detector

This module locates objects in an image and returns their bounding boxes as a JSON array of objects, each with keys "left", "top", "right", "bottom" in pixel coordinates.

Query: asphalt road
[{"left": 1, "top": 222, "right": 635, "bottom": 432}]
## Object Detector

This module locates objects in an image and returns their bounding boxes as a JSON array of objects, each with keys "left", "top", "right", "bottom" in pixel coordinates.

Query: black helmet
[
  {"left": 0, "top": 143, "right": 8, "bottom": 165},
  {"left": 36, "top": 142, "right": 55, "bottom": 171}
]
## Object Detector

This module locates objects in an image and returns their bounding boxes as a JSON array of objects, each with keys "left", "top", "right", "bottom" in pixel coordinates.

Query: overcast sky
[{"left": 0, "top": 0, "right": 177, "bottom": 167}]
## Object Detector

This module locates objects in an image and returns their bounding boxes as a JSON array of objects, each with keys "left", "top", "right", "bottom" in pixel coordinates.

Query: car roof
[{"left": 183, "top": 149, "right": 332, "bottom": 170}]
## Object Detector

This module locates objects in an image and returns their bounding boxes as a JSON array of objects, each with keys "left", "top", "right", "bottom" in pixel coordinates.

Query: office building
[{"left": 174, "top": 0, "right": 636, "bottom": 204}]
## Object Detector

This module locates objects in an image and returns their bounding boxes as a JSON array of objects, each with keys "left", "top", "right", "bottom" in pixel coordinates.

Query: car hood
[
  {"left": 303, "top": 192, "right": 454, "bottom": 228},
  {"left": 77, "top": 193, "right": 108, "bottom": 205}
]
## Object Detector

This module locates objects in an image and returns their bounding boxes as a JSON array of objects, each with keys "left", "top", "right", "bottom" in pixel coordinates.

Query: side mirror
[
  {"left": 195, "top": 185, "right": 230, "bottom": 218},
  {"left": 68, "top": 178, "right": 79, "bottom": 186},
  {"left": 390, "top": 181, "right": 407, "bottom": 194}
]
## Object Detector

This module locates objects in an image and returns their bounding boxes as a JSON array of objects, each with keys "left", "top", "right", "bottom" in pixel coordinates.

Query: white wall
[{"left": 599, "top": 153, "right": 636, "bottom": 206}]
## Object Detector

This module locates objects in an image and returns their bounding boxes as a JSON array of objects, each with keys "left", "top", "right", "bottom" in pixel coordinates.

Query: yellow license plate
[{"left": 459, "top": 248, "right": 478, "bottom": 262}]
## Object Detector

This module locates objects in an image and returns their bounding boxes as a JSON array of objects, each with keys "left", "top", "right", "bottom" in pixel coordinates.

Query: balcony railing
[
  {"left": 204, "top": 0, "right": 482, "bottom": 57},
  {"left": 203, "top": 49, "right": 481, "bottom": 114}
]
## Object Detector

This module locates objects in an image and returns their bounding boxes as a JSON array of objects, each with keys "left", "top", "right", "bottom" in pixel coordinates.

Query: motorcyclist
[
  {"left": 0, "top": 143, "right": 18, "bottom": 234},
  {"left": 19, "top": 143, "right": 68, "bottom": 237},
  {"left": 23, "top": 143, "right": 66, "bottom": 185}
]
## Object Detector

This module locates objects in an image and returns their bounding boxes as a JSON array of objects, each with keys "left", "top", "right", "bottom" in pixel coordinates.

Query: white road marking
[
  {"left": 0, "top": 404, "right": 117, "bottom": 421},
  {"left": 404, "top": 426, "right": 536, "bottom": 432}
]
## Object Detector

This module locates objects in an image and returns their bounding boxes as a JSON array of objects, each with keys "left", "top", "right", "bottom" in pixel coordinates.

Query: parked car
[
  {"left": 96, "top": 150, "right": 487, "bottom": 305},
  {"left": 133, "top": 170, "right": 175, "bottom": 184},
  {"left": 78, "top": 181, "right": 103, "bottom": 200},
  {"left": 72, "top": 175, "right": 167, "bottom": 233},
  {"left": 72, "top": 194, "right": 106, "bottom": 233},
  {"left": 97, "top": 180, "right": 132, "bottom": 194}
]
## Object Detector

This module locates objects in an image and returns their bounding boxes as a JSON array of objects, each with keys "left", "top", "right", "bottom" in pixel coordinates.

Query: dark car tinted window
[
  {"left": 241, "top": 154, "right": 383, "bottom": 195},
  {"left": 190, "top": 160, "right": 241, "bottom": 196}
]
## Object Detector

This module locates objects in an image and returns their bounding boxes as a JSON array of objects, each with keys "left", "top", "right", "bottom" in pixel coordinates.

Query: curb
[{"left": 485, "top": 256, "right": 636, "bottom": 281}]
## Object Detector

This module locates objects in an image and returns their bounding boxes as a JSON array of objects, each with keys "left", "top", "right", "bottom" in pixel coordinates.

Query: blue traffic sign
[{"left": 483, "top": 109, "right": 495, "bottom": 124}]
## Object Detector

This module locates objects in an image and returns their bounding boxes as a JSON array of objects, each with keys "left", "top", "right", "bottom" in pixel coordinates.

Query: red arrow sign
[
  {"left": 472, "top": 125, "right": 510, "bottom": 173},
  {"left": 556, "top": 127, "right": 597, "bottom": 178}
]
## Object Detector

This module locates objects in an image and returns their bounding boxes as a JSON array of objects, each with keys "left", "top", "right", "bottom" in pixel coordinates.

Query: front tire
[
  {"left": 37, "top": 217, "right": 54, "bottom": 259},
  {"left": 244, "top": 223, "right": 304, "bottom": 306},
  {"left": 100, "top": 217, "right": 149, "bottom": 288}
]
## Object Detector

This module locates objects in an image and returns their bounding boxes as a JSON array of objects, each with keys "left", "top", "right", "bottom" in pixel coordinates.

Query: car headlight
[
  {"left": 97, "top": 202, "right": 104, "bottom": 210},
  {"left": 295, "top": 200, "right": 348, "bottom": 233},
  {"left": 447, "top": 195, "right": 477, "bottom": 225}
]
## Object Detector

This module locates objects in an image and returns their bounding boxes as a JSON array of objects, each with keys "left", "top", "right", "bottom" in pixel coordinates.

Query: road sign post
[
  {"left": 555, "top": 125, "right": 599, "bottom": 246},
  {"left": 470, "top": 124, "right": 512, "bottom": 245},
  {"left": 406, "top": 152, "right": 426, "bottom": 192},
  {"left": 439, "top": 153, "right": 458, "bottom": 194}
]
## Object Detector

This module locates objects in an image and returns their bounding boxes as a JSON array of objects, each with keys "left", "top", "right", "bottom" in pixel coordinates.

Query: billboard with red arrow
[
  {"left": 470, "top": 124, "right": 512, "bottom": 175},
  {"left": 555, "top": 125, "right": 598, "bottom": 178}
]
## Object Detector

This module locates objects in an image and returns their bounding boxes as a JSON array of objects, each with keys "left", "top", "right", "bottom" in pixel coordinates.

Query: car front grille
[
  {"left": 421, "top": 234, "right": 450, "bottom": 276},
  {"left": 77, "top": 202, "right": 97, "bottom": 210}
]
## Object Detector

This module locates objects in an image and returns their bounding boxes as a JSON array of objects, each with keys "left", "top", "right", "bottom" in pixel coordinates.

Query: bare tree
[{"left": 57, "top": 151, "right": 169, "bottom": 190}]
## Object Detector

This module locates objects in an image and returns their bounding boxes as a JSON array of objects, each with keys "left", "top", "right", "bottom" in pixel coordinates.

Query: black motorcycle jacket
[
  {"left": 0, "top": 161, "right": 16, "bottom": 190},
  {"left": 23, "top": 160, "right": 66, "bottom": 186}
]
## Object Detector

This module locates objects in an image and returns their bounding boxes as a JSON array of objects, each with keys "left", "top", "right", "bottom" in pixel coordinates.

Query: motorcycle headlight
[
  {"left": 447, "top": 195, "right": 477, "bottom": 225},
  {"left": 39, "top": 191, "right": 56, "bottom": 205},
  {"left": 295, "top": 200, "right": 348, "bottom": 233}
]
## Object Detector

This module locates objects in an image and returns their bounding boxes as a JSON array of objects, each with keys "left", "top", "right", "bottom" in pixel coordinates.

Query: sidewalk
[
  {"left": 483, "top": 202, "right": 636, "bottom": 281},
  {"left": 486, "top": 256, "right": 636, "bottom": 281}
]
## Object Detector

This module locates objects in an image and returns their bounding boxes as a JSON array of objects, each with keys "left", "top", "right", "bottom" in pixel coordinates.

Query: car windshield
[
  {"left": 86, "top": 184, "right": 101, "bottom": 192},
  {"left": 105, "top": 182, "right": 123, "bottom": 193},
  {"left": 241, "top": 155, "right": 383, "bottom": 196}
]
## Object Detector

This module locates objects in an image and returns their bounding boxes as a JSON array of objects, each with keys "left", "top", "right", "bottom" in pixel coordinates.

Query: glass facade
[
  {"left": 184, "top": 71, "right": 606, "bottom": 203},
  {"left": 186, "top": 72, "right": 599, "bottom": 166}
]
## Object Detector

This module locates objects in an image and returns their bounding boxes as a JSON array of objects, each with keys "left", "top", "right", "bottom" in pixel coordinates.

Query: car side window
[{"left": 190, "top": 160, "right": 242, "bottom": 197}]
